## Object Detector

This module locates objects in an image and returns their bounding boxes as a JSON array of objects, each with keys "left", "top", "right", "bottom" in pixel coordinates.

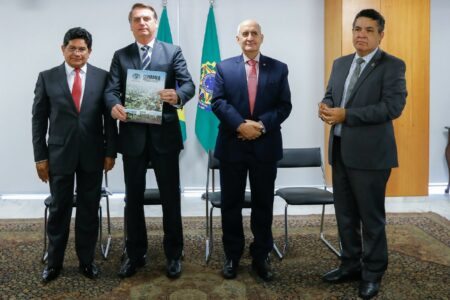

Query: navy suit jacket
[
  {"left": 104, "top": 41, "right": 195, "bottom": 156},
  {"left": 322, "top": 49, "right": 407, "bottom": 170},
  {"left": 212, "top": 54, "right": 292, "bottom": 162},
  {"left": 32, "top": 63, "right": 117, "bottom": 175}
]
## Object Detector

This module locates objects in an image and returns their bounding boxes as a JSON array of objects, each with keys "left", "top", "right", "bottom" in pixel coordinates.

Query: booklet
[{"left": 125, "top": 69, "right": 166, "bottom": 124}]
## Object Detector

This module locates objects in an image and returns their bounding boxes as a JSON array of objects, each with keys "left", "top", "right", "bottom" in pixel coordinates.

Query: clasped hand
[
  {"left": 318, "top": 103, "right": 346, "bottom": 125},
  {"left": 237, "top": 120, "right": 263, "bottom": 140}
]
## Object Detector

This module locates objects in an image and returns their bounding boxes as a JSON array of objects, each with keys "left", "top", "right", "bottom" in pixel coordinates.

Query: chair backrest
[{"left": 277, "top": 148, "right": 322, "bottom": 168}]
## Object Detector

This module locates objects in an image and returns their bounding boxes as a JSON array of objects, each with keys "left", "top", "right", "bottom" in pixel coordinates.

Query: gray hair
[{"left": 236, "top": 19, "right": 262, "bottom": 35}]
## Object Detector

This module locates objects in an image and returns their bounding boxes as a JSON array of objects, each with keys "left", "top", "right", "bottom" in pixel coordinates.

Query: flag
[
  {"left": 156, "top": 6, "right": 187, "bottom": 142},
  {"left": 195, "top": 5, "right": 221, "bottom": 152}
]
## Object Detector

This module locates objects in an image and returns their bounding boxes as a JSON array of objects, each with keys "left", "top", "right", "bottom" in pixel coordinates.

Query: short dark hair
[
  {"left": 128, "top": 3, "right": 158, "bottom": 23},
  {"left": 353, "top": 9, "right": 385, "bottom": 33},
  {"left": 63, "top": 27, "right": 93, "bottom": 49}
]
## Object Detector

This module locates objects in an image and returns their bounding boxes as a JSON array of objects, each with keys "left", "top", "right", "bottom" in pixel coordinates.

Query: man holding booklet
[{"left": 104, "top": 2, "right": 195, "bottom": 279}]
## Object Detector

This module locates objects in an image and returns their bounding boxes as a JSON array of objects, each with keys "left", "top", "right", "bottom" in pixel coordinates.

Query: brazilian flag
[
  {"left": 195, "top": 5, "right": 221, "bottom": 152},
  {"left": 156, "top": 6, "right": 187, "bottom": 142}
]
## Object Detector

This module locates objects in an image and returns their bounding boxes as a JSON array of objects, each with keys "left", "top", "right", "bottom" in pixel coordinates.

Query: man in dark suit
[
  {"left": 32, "top": 27, "right": 117, "bottom": 283},
  {"left": 212, "top": 19, "right": 292, "bottom": 282},
  {"left": 104, "top": 3, "right": 194, "bottom": 279},
  {"left": 319, "top": 9, "right": 406, "bottom": 299}
]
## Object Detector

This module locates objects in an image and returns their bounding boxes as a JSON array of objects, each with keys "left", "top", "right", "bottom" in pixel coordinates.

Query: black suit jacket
[
  {"left": 104, "top": 41, "right": 195, "bottom": 156},
  {"left": 32, "top": 63, "right": 117, "bottom": 175},
  {"left": 323, "top": 49, "right": 407, "bottom": 170},
  {"left": 212, "top": 54, "right": 292, "bottom": 163}
]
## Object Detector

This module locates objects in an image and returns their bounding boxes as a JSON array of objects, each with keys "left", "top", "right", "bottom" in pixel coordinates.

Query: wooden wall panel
[
  {"left": 381, "top": 0, "right": 430, "bottom": 195},
  {"left": 324, "top": 0, "right": 430, "bottom": 195}
]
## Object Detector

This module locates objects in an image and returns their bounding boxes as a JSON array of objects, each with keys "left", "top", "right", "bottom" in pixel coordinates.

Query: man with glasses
[{"left": 32, "top": 27, "right": 117, "bottom": 283}]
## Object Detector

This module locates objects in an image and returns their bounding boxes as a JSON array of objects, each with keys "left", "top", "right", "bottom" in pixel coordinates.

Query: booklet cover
[{"left": 125, "top": 69, "right": 166, "bottom": 124}]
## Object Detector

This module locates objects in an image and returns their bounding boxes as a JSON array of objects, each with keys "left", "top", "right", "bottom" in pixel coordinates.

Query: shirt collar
[
  {"left": 64, "top": 62, "right": 87, "bottom": 75},
  {"left": 136, "top": 39, "right": 155, "bottom": 50},
  {"left": 243, "top": 52, "right": 261, "bottom": 64},
  {"left": 355, "top": 47, "right": 378, "bottom": 64}
]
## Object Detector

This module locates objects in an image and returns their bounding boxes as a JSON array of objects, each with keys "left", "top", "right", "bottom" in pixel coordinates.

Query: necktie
[
  {"left": 334, "top": 57, "right": 365, "bottom": 136},
  {"left": 72, "top": 68, "right": 82, "bottom": 113},
  {"left": 247, "top": 59, "right": 258, "bottom": 115},
  {"left": 342, "top": 57, "right": 365, "bottom": 106},
  {"left": 141, "top": 45, "right": 151, "bottom": 69}
]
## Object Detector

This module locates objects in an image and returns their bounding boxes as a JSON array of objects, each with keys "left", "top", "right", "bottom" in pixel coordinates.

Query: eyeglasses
[{"left": 65, "top": 46, "right": 88, "bottom": 54}]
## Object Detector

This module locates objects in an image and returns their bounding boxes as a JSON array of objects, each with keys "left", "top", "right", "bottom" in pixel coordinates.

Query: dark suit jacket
[
  {"left": 322, "top": 49, "right": 407, "bottom": 170},
  {"left": 212, "top": 54, "right": 292, "bottom": 162},
  {"left": 104, "top": 41, "right": 195, "bottom": 156},
  {"left": 32, "top": 63, "right": 117, "bottom": 175}
]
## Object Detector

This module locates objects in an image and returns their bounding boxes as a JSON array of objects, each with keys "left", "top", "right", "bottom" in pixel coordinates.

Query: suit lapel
[
  {"left": 346, "top": 49, "right": 384, "bottom": 107},
  {"left": 236, "top": 55, "right": 250, "bottom": 114},
  {"left": 148, "top": 40, "right": 161, "bottom": 70},
  {"left": 80, "top": 64, "right": 95, "bottom": 113},
  {"left": 254, "top": 54, "right": 268, "bottom": 115},
  {"left": 57, "top": 63, "right": 78, "bottom": 113},
  {"left": 129, "top": 43, "right": 141, "bottom": 70},
  {"left": 336, "top": 55, "right": 354, "bottom": 107}
]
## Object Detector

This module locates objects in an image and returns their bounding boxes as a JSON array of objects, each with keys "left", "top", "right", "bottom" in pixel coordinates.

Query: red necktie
[
  {"left": 72, "top": 68, "right": 82, "bottom": 112},
  {"left": 247, "top": 59, "right": 258, "bottom": 115}
]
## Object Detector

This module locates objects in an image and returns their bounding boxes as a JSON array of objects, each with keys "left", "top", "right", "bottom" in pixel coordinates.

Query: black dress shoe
[
  {"left": 166, "top": 259, "right": 182, "bottom": 279},
  {"left": 79, "top": 262, "right": 99, "bottom": 279},
  {"left": 251, "top": 259, "right": 274, "bottom": 282},
  {"left": 42, "top": 266, "right": 61, "bottom": 283},
  {"left": 359, "top": 280, "right": 381, "bottom": 299},
  {"left": 222, "top": 258, "right": 238, "bottom": 279},
  {"left": 322, "top": 267, "right": 361, "bottom": 283},
  {"left": 118, "top": 256, "right": 146, "bottom": 278}
]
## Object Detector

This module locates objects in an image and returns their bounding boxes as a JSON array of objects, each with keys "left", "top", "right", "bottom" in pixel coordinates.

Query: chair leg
[
  {"left": 272, "top": 243, "right": 283, "bottom": 260},
  {"left": 283, "top": 203, "right": 289, "bottom": 256},
  {"left": 98, "top": 205, "right": 103, "bottom": 258},
  {"left": 42, "top": 206, "right": 49, "bottom": 263},
  {"left": 319, "top": 204, "right": 341, "bottom": 257},
  {"left": 206, "top": 206, "right": 214, "bottom": 264},
  {"left": 101, "top": 195, "right": 112, "bottom": 260},
  {"left": 204, "top": 195, "right": 210, "bottom": 264},
  {"left": 121, "top": 205, "right": 127, "bottom": 261}
]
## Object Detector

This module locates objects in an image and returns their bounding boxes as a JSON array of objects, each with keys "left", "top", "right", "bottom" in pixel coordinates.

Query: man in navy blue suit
[{"left": 212, "top": 19, "right": 292, "bottom": 282}]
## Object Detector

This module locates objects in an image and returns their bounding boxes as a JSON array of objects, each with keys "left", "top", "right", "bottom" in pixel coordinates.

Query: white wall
[
  {"left": 430, "top": 0, "right": 450, "bottom": 185},
  {"left": 0, "top": 0, "right": 447, "bottom": 194},
  {"left": 0, "top": 0, "right": 325, "bottom": 194}
]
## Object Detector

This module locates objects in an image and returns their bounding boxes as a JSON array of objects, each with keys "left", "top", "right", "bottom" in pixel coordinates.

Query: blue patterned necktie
[{"left": 141, "top": 45, "right": 152, "bottom": 69}]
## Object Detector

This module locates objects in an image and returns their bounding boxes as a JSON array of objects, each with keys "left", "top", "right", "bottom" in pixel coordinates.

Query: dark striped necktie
[{"left": 141, "top": 45, "right": 151, "bottom": 69}]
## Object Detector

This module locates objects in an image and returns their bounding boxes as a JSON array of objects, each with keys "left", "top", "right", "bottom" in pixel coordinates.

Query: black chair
[
  {"left": 202, "top": 150, "right": 283, "bottom": 264},
  {"left": 42, "top": 171, "right": 113, "bottom": 263},
  {"left": 275, "top": 148, "right": 340, "bottom": 257},
  {"left": 121, "top": 160, "right": 161, "bottom": 260}
]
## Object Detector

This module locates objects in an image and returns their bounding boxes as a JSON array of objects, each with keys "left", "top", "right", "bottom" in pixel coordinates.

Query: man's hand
[
  {"left": 36, "top": 160, "right": 49, "bottom": 183},
  {"left": 319, "top": 104, "right": 346, "bottom": 126},
  {"left": 111, "top": 104, "right": 127, "bottom": 121},
  {"left": 104, "top": 157, "right": 115, "bottom": 172},
  {"left": 237, "top": 120, "right": 262, "bottom": 140},
  {"left": 159, "top": 89, "right": 179, "bottom": 105}
]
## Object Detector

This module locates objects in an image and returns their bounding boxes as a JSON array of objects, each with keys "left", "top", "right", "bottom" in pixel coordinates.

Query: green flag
[
  {"left": 195, "top": 5, "right": 221, "bottom": 152},
  {"left": 156, "top": 6, "right": 187, "bottom": 142}
]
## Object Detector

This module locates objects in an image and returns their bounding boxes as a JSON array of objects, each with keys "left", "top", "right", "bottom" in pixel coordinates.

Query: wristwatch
[{"left": 258, "top": 121, "right": 266, "bottom": 134}]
